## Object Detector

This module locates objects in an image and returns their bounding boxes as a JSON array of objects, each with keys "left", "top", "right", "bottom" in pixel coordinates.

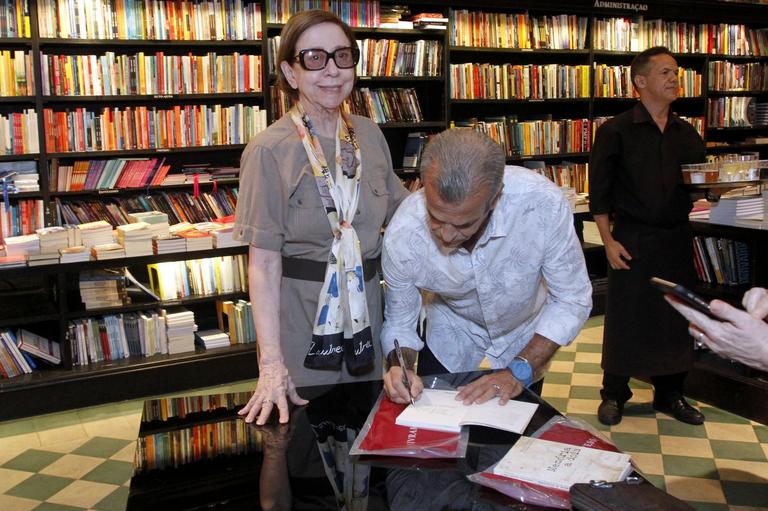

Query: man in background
[{"left": 589, "top": 46, "right": 707, "bottom": 425}]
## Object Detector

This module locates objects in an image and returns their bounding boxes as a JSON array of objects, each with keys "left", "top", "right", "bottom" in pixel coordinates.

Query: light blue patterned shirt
[{"left": 381, "top": 166, "right": 592, "bottom": 372}]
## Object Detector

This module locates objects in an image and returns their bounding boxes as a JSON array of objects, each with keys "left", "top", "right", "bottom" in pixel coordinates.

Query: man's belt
[{"left": 281, "top": 256, "right": 379, "bottom": 282}]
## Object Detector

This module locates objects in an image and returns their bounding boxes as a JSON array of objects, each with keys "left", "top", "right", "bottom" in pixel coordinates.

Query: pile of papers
[{"left": 164, "top": 308, "right": 198, "bottom": 355}]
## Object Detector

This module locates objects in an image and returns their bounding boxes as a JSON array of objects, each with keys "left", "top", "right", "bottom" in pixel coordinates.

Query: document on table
[{"left": 394, "top": 388, "right": 538, "bottom": 433}]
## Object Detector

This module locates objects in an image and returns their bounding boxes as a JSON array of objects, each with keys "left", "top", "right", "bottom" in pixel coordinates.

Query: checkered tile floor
[{"left": 0, "top": 316, "right": 766, "bottom": 510}]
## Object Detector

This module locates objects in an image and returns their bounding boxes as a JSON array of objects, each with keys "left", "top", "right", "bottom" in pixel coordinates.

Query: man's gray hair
[{"left": 420, "top": 129, "right": 505, "bottom": 204}]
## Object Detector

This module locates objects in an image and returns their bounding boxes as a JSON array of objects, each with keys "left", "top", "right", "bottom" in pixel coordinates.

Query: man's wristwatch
[{"left": 509, "top": 355, "right": 534, "bottom": 388}]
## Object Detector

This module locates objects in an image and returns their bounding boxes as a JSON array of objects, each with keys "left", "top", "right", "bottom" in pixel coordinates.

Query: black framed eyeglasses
[{"left": 294, "top": 47, "right": 360, "bottom": 71}]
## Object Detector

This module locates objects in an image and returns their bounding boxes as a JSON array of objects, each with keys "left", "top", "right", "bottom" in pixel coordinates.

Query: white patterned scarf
[{"left": 289, "top": 103, "right": 374, "bottom": 373}]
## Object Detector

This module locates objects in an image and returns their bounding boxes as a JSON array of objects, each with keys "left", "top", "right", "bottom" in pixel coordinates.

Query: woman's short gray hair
[{"left": 420, "top": 129, "right": 505, "bottom": 204}]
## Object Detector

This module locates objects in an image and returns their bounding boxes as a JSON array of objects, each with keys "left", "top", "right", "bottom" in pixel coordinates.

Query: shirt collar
[{"left": 632, "top": 101, "right": 684, "bottom": 127}]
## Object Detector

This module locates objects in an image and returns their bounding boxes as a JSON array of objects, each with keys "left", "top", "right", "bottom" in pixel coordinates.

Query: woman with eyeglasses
[{"left": 233, "top": 10, "right": 408, "bottom": 425}]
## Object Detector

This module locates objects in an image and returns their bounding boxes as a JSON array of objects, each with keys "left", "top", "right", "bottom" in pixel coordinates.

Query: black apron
[{"left": 601, "top": 219, "right": 697, "bottom": 376}]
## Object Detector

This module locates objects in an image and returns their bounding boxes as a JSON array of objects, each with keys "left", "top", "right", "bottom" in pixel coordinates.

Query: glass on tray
[{"left": 681, "top": 162, "right": 719, "bottom": 184}]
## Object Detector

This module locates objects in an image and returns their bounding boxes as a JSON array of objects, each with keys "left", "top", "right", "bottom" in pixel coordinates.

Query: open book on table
[{"left": 394, "top": 388, "right": 538, "bottom": 433}]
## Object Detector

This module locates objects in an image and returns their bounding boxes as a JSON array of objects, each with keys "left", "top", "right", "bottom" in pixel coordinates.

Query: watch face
[{"left": 512, "top": 359, "right": 533, "bottom": 380}]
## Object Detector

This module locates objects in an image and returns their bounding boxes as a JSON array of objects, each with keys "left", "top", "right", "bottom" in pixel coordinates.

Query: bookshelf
[{"left": 2, "top": 0, "right": 768, "bottom": 421}]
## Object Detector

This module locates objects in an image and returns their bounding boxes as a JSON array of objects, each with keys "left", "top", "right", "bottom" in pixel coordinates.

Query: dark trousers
[
  {"left": 601, "top": 371, "right": 688, "bottom": 404},
  {"left": 417, "top": 343, "right": 544, "bottom": 396}
]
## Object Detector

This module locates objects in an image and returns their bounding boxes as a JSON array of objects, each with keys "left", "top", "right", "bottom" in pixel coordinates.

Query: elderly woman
[{"left": 234, "top": 10, "right": 408, "bottom": 425}]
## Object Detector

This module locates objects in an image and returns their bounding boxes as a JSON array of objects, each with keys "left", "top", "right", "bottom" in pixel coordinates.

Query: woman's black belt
[{"left": 281, "top": 257, "right": 379, "bottom": 282}]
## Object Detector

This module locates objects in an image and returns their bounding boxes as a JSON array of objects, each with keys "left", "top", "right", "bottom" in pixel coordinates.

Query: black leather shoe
[
  {"left": 598, "top": 399, "right": 624, "bottom": 425},
  {"left": 653, "top": 397, "right": 705, "bottom": 425}
]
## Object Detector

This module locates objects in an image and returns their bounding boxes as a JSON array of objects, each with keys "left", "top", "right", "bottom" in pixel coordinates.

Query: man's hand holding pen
[{"left": 384, "top": 340, "right": 424, "bottom": 405}]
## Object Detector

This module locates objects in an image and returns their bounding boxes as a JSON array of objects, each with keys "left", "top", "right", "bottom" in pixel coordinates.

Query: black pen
[{"left": 394, "top": 338, "right": 415, "bottom": 406}]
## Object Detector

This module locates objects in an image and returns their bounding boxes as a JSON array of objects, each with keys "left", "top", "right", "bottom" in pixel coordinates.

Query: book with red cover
[
  {"left": 349, "top": 391, "right": 468, "bottom": 459},
  {"left": 469, "top": 417, "right": 627, "bottom": 509}
]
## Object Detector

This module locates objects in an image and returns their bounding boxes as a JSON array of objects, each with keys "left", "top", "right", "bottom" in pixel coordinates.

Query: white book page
[
  {"left": 395, "top": 389, "right": 467, "bottom": 432},
  {"left": 493, "top": 437, "right": 633, "bottom": 490},
  {"left": 395, "top": 389, "right": 539, "bottom": 434}
]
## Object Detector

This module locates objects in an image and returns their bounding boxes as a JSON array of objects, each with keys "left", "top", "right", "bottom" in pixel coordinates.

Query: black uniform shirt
[{"left": 589, "top": 102, "right": 706, "bottom": 226}]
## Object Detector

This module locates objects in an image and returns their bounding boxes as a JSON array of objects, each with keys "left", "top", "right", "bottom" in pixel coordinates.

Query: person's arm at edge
[{"left": 380, "top": 214, "right": 425, "bottom": 404}]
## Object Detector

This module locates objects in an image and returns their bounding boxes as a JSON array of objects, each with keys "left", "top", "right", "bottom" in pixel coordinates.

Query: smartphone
[{"left": 650, "top": 277, "right": 715, "bottom": 317}]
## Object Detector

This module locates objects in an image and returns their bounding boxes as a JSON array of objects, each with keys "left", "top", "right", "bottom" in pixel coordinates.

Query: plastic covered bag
[
  {"left": 349, "top": 390, "right": 469, "bottom": 459},
  {"left": 468, "top": 415, "right": 631, "bottom": 509}
]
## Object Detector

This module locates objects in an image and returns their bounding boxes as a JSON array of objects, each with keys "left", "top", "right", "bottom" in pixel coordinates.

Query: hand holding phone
[{"left": 650, "top": 277, "right": 715, "bottom": 317}]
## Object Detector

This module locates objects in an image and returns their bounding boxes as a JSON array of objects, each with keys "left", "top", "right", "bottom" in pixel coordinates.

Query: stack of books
[
  {"left": 116, "top": 222, "right": 154, "bottom": 257},
  {"left": 59, "top": 245, "right": 90, "bottom": 263},
  {"left": 27, "top": 252, "right": 59, "bottom": 266},
  {"left": 0, "top": 161, "right": 39, "bottom": 193},
  {"left": 127, "top": 211, "right": 170, "bottom": 240},
  {"left": 152, "top": 236, "right": 186, "bottom": 254},
  {"left": 90, "top": 243, "right": 126, "bottom": 260},
  {"left": 5, "top": 234, "right": 40, "bottom": 257},
  {"left": 709, "top": 196, "right": 764, "bottom": 226},
  {"left": 0, "top": 255, "right": 26, "bottom": 268},
  {"left": 78, "top": 220, "right": 114, "bottom": 248},
  {"left": 410, "top": 12, "right": 448, "bottom": 29},
  {"left": 164, "top": 308, "right": 197, "bottom": 355},
  {"left": 194, "top": 329, "right": 231, "bottom": 350},
  {"left": 37, "top": 226, "right": 69, "bottom": 254},
  {"left": 79, "top": 270, "right": 127, "bottom": 310},
  {"left": 177, "top": 229, "right": 213, "bottom": 251}
]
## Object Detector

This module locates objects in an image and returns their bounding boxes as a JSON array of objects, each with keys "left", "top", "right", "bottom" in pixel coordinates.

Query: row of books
[
  {"left": 594, "top": 65, "right": 702, "bottom": 98},
  {"left": 0, "top": 50, "right": 34, "bottom": 96},
  {"left": 0, "top": 160, "right": 38, "bottom": 193},
  {"left": 693, "top": 236, "right": 750, "bottom": 286},
  {"left": 0, "top": 0, "right": 30, "bottom": 38},
  {"left": 266, "top": 0, "right": 379, "bottom": 26},
  {"left": 67, "top": 307, "right": 198, "bottom": 365},
  {"left": 450, "top": 63, "right": 590, "bottom": 101},
  {"left": 456, "top": 117, "right": 591, "bottom": 159},
  {"left": 0, "top": 109, "right": 39, "bottom": 155},
  {"left": 51, "top": 157, "right": 170, "bottom": 191},
  {"left": 355, "top": 38, "right": 442, "bottom": 77},
  {"left": 142, "top": 392, "right": 250, "bottom": 423},
  {"left": 450, "top": 10, "right": 588, "bottom": 50},
  {"left": 1, "top": 198, "right": 44, "bottom": 238},
  {"left": 216, "top": 299, "right": 257, "bottom": 346},
  {"left": 708, "top": 61, "right": 768, "bottom": 92},
  {"left": 41, "top": 52, "right": 263, "bottom": 97},
  {"left": 707, "top": 96, "right": 761, "bottom": 128},
  {"left": 528, "top": 162, "right": 588, "bottom": 195},
  {"left": 38, "top": 0, "right": 262, "bottom": 41},
  {"left": 42, "top": 104, "right": 267, "bottom": 153},
  {"left": 54, "top": 187, "right": 238, "bottom": 226},
  {"left": 342, "top": 87, "right": 423, "bottom": 124},
  {"left": 136, "top": 418, "right": 261, "bottom": 472},
  {"left": 148, "top": 254, "right": 248, "bottom": 300},
  {"left": 592, "top": 16, "right": 768, "bottom": 56},
  {"left": 0, "top": 329, "right": 60, "bottom": 379}
]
